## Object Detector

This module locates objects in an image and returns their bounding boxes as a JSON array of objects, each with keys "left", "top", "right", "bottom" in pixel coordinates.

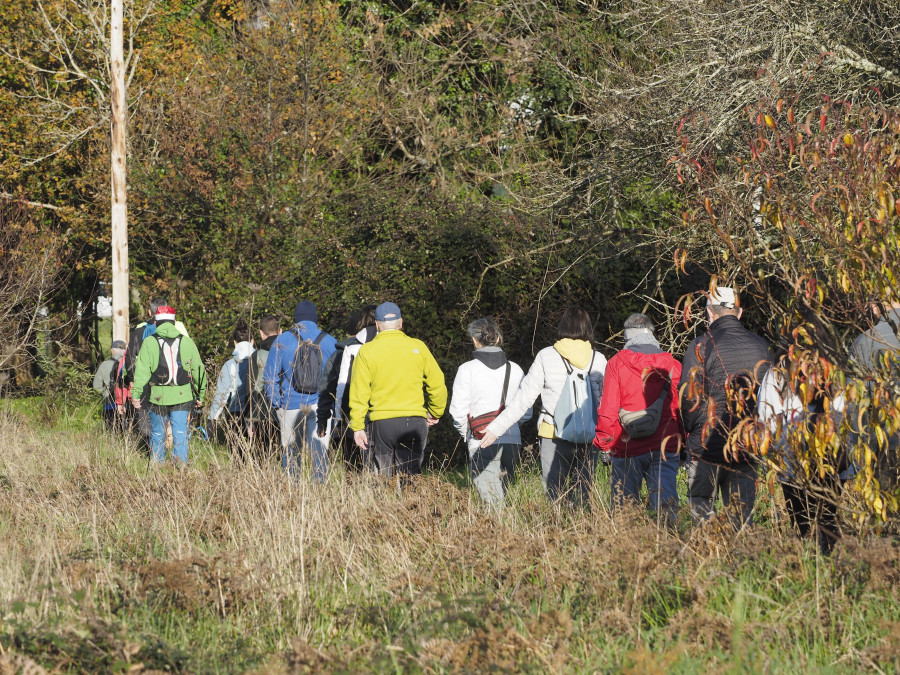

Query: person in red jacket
[{"left": 594, "top": 313, "right": 683, "bottom": 524}]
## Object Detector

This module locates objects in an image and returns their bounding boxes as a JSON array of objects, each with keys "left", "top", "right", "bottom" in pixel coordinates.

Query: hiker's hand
[
  {"left": 354, "top": 430, "right": 368, "bottom": 449},
  {"left": 426, "top": 414, "right": 439, "bottom": 427},
  {"left": 132, "top": 399, "right": 141, "bottom": 410},
  {"left": 316, "top": 424, "right": 327, "bottom": 438},
  {"left": 116, "top": 405, "right": 125, "bottom": 415},
  {"left": 599, "top": 451, "right": 611, "bottom": 466},
  {"left": 194, "top": 400, "right": 203, "bottom": 410},
  {"left": 479, "top": 431, "right": 498, "bottom": 448}
]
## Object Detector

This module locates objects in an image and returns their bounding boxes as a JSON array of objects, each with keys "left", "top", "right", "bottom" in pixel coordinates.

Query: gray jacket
[
  {"left": 92, "top": 358, "right": 117, "bottom": 402},
  {"left": 850, "top": 309, "right": 900, "bottom": 372}
]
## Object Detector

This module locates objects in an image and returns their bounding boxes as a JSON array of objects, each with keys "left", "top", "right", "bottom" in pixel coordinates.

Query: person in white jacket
[
  {"left": 449, "top": 317, "right": 531, "bottom": 507},
  {"left": 209, "top": 319, "right": 256, "bottom": 450},
  {"left": 479, "top": 307, "right": 607, "bottom": 506}
]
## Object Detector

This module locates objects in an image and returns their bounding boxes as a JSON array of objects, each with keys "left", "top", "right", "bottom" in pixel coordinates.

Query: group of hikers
[{"left": 91, "top": 285, "right": 900, "bottom": 554}]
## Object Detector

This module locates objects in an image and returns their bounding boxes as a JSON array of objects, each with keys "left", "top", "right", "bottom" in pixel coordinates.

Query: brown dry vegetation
[{"left": 1, "top": 404, "right": 899, "bottom": 673}]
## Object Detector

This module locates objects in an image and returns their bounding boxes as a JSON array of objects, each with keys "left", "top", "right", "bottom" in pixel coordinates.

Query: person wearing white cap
[{"left": 678, "top": 285, "right": 773, "bottom": 530}]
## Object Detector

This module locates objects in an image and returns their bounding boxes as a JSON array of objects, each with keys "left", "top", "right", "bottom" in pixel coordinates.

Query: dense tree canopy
[{"left": 2, "top": 0, "right": 900, "bottom": 515}]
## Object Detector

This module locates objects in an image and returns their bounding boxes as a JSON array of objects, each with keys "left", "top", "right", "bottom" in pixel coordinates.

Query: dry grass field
[{"left": 1, "top": 397, "right": 899, "bottom": 673}]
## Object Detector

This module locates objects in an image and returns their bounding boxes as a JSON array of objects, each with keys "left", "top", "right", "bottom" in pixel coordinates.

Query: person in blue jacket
[{"left": 263, "top": 300, "right": 337, "bottom": 481}]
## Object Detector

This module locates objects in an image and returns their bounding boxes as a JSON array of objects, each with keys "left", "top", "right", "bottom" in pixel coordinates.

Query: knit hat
[
  {"left": 111, "top": 340, "right": 127, "bottom": 350},
  {"left": 375, "top": 302, "right": 401, "bottom": 322},
  {"left": 707, "top": 287, "right": 737, "bottom": 309},
  {"left": 293, "top": 300, "right": 318, "bottom": 324},
  {"left": 155, "top": 306, "right": 176, "bottom": 322}
]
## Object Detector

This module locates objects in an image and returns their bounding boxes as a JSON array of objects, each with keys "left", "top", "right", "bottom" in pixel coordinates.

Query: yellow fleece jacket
[{"left": 348, "top": 330, "right": 447, "bottom": 431}]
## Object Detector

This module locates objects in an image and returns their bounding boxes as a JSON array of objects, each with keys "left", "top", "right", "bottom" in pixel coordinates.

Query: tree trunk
[{"left": 110, "top": 0, "right": 129, "bottom": 342}]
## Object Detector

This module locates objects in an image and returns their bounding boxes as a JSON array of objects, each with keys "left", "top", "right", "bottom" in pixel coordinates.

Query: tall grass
[{"left": 0, "top": 400, "right": 898, "bottom": 673}]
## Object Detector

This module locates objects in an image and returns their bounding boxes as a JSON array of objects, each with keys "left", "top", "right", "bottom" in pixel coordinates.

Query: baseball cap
[
  {"left": 375, "top": 302, "right": 401, "bottom": 322},
  {"left": 707, "top": 287, "right": 737, "bottom": 309}
]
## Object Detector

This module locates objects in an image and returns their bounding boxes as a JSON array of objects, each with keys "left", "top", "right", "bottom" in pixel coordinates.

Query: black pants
[
  {"left": 248, "top": 414, "right": 279, "bottom": 462},
  {"left": 782, "top": 478, "right": 843, "bottom": 555},
  {"left": 334, "top": 421, "right": 369, "bottom": 472},
  {"left": 370, "top": 417, "right": 427, "bottom": 477}
]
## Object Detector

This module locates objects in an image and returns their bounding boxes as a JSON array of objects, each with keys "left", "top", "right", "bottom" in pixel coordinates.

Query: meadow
[{"left": 1, "top": 396, "right": 899, "bottom": 674}]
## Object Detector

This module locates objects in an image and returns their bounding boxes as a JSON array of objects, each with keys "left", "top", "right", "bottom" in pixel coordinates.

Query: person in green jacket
[
  {"left": 349, "top": 302, "right": 447, "bottom": 476},
  {"left": 132, "top": 305, "right": 208, "bottom": 463}
]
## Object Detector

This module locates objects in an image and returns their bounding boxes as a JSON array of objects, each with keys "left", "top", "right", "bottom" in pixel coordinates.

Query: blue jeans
[
  {"left": 279, "top": 406, "right": 330, "bottom": 482},
  {"left": 611, "top": 450, "right": 679, "bottom": 523},
  {"left": 149, "top": 407, "right": 190, "bottom": 463}
]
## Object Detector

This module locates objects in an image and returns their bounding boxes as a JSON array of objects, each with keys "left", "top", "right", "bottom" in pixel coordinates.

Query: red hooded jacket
[{"left": 593, "top": 345, "right": 683, "bottom": 458}]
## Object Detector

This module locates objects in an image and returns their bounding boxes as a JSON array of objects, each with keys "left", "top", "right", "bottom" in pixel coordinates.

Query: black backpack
[
  {"left": 290, "top": 329, "right": 326, "bottom": 394},
  {"left": 149, "top": 335, "right": 191, "bottom": 386}
]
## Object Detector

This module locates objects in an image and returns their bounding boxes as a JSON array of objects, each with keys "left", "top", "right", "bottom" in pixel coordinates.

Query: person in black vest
[{"left": 679, "top": 286, "right": 773, "bottom": 530}]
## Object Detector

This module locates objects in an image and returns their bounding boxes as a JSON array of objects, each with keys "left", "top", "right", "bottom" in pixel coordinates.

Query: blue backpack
[{"left": 553, "top": 351, "right": 597, "bottom": 443}]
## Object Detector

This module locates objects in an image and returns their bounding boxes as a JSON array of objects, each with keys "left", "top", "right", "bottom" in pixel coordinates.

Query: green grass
[{"left": 0, "top": 398, "right": 899, "bottom": 673}]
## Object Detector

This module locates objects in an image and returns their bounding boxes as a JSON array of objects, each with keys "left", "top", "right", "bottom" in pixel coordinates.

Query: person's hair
[
  {"left": 377, "top": 318, "right": 402, "bottom": 331},
  {"left": 259, "top": 315, "right": 280, "bottom": 336},
  {"left": 623, "top": 313, "right": 654, "bottom": 331},
  {"left": 467, "top": 317, "right": 502, "bottom": 347},
  {"left": 232, "top": 318, "right": 251, "bottom": 343},
  {"left": 557, "top": 306, "right": 594, "bottom": 342},
  {"left": 149, "top": 297, "right": 168, "bottom": 315},
  {"left": 709, "top": 304, "right": 739, "bottom": 319},
  {"left": 357, "top": 304, "right": 377, "bottom": 332}
]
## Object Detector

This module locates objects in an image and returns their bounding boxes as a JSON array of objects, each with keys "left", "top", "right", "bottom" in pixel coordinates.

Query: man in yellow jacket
[{"left": 349, "top": 302, "right": 447, "bottom": 476}]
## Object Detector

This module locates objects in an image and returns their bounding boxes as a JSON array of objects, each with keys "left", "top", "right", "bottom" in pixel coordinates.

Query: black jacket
[{"left": 679, "top": 315, "right": 772, "bottom": 464}]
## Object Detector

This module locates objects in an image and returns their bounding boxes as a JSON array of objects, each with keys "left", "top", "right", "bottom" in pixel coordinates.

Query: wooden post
[{"left": 110, "top": 0, "right": 129, "bottom": 342}]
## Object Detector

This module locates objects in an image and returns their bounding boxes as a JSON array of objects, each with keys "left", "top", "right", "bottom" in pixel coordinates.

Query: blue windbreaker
[{"left": 263, "top": 321, "right": 337, "bottom": 410}]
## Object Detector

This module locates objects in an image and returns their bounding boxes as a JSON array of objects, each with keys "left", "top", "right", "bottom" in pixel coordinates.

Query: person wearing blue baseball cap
[{"left": 347, "top": 302, "right": 447, "bottom": 476}]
